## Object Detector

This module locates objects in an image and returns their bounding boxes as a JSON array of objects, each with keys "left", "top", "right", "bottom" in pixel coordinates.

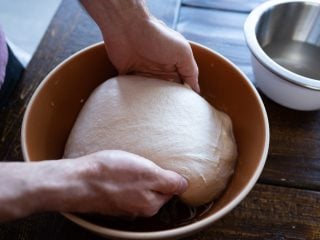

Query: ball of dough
[{"left": 64, "top": 75, "right": 237, "bottom": 206}]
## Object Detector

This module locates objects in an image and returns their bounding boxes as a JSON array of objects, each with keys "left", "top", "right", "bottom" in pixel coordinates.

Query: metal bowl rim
[{"left": 244, "top": 0, "right": 320, "bottom": 90}]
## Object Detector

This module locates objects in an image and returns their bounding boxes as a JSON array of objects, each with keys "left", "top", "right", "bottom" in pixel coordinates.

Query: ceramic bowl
[
  {"left": 244, "top": 0, "right": 320, "bottom": 111},
  {"left": 21, "top": 42, "right": 269, "bottom": 239}
]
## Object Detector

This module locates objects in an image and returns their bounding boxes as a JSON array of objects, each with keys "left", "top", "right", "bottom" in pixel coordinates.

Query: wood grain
[
  {"left": 182, "top": 0, "right": 265, "bottom": 12},
  {"left": 0, "top": 0, "right": 180, "bottom": 161},
  {"left": 177, "top": 1, "right": 320, "bottom": 191},
  {"left": 0, "top": 0, "right": 100, "bottom": 161},
  {"left": 185, "top": 184, "right": 320, "bottom": 240},
  {"left": 1, "top": 0, "right": 320, "bottom": 239},
  {"left": 0, "top": 184, "right": 319, "bottom": 240},
  {"left": 177, "top": 5, "right": 254, "bottom": 81},
  {"left": 259, "top": 95, "right": 320, "bottom": 191}
]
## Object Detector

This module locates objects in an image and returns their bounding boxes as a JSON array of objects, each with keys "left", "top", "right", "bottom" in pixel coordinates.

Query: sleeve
[
  {"left": 0, "top": 25, "right": 8, "bottom": 90},
  {"left": 0, "top": 25, "right": 24, "bottom": 107}
]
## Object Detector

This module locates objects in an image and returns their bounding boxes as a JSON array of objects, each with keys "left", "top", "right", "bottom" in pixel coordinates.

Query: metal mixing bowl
[{"left": 244, "top": 0, "right": 320, "bottom": 110}]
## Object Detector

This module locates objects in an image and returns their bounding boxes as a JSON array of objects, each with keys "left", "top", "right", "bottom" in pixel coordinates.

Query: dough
[{"left": 64, "top": 76, "right": 237, "bottom": 206}]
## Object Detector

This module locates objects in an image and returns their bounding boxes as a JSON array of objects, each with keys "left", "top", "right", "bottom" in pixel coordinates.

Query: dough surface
[{"left": 64, "top": 75, "right": 237, "bottom": 206}]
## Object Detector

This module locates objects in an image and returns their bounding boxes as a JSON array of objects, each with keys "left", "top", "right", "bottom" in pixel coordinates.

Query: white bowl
[{"left": 244, "top": 0, "right": 320, "bottom": 111}]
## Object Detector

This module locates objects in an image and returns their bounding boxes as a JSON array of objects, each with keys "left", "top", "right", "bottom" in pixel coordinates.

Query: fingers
[
  {"left": 75, "top": 151, "right": 188, "bottom": 217},
  {"left": 176, "top": 43, "right": 200, "bottom": 93},
  {"left": 139, "top": 170, "right": 188, "bottom": 217},
  {"left": 106, "top": 151, "right": 188, "bottom": 196},
  {"left": 153, "top": 168, "right": 189, "bottom": 196},
  {"left": 129, "top": 152, "right": 188, "bottom": 196}
]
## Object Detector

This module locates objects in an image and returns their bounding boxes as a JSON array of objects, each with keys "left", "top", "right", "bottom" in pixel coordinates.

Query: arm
[
  {"left": 0, "top": 150, "right": 187, "bottom": 222},
  {"left": 80, "top": 0, "right": 200, "bottom": 92}
]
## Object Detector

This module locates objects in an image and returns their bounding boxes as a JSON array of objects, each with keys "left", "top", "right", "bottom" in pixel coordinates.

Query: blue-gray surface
[{"left": 0, "top": 0, "right": 61, "bottom": 65}]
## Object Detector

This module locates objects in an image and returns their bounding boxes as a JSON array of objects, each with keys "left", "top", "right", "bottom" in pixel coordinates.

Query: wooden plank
[
  {"left": 177, "top": 5, "right": 320, "bottom": 191},
  {"left": 182, "top": 0, "right": 265, "bottom": 13},
  {"left": 177, "top": 6, "right": 254, "bottom": 81},
  {"left": 0, "top": 184, "right": 319, "bottom": 239},
  {"left": 0, "top": 0, "right": 181, "bottom": 161},
  {"left": 0, "top": 0, "right": 320, "bottom": 239},
  {"left": 259, "top": 95, "right": 320, "bottom": 191},
  {"left": 0, "top": 0, "right": 100, "bottom": 161},
  {"left": 185, "top": 184, "right": 320, "bottom": 240}
]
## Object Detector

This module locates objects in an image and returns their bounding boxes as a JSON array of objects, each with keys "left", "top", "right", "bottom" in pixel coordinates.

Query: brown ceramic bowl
[{"left": 21, "top": 42, "right": 269, "bottom": 239}]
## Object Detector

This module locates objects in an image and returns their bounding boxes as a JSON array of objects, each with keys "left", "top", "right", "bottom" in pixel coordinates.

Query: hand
[
  {"left": 63, "top": 150, "right": 188, "bottom": 217},
  {"left": 0, "top": 150, "right": 188, "bottom": 222},
  {"left": 80, "top": 0, "right": 200, "bottom": 92},
  {"left": 103, "top": 17, "right": 200, "bottom": 92}
]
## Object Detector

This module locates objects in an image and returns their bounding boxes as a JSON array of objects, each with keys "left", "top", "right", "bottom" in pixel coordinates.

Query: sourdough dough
[{"left": 64, "top": 76, "right": 237, "bottom": 206}]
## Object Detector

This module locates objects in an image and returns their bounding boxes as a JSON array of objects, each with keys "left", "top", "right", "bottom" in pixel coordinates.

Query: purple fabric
[{"left": 0, "top": 25, "right": 8, "bottom": 90}]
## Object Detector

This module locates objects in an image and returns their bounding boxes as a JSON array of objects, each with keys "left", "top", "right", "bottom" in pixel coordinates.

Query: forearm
[
  {"left": 0, "top": 151, "right": 188, "bottom": 222},
  {"left": 80, "top": 0, "right": 151, "bottom": 34},
  {"left": 0, "top": 161, "right": 80, "bottom": 222}
]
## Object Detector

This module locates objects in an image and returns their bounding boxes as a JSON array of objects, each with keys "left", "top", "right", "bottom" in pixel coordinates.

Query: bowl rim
[
  {"left": 244, "top": 0, "right": 320, "bottom": 90},
  {"left": 21, "top": 41, "right": 270, "bottom": 239}
]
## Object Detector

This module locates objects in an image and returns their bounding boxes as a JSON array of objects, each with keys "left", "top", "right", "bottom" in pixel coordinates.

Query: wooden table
[{"left": 1, "top": 0, "right": 320, "bottom": 239}]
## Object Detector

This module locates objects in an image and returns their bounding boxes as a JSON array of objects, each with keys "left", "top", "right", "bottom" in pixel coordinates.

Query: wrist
[
  {"left": 22, "top": 161, "right": 71, "bottom": 215},
  {"left": 27, "top": 160, "right": 85, "bottom": 214},
  {"left": 7, "top": 160, "right": 82, "bottom": 216},
  {"left": 0, "top": 161, "right": 66, "bottom": 220},
  {"left": 30, "top": 158, "right": 108, "bottom": 214}
]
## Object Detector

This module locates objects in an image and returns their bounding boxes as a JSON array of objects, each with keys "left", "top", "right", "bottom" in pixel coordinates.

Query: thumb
[
  {"left": 155, "top": 169, "right": 189, "bottom": 195},
  {"left": 176, "top": 46, "right": 200, "bottom": 93}
]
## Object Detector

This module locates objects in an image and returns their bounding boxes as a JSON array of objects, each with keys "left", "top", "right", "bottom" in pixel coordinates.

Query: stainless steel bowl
[{"left": 244, "top": 0, "right": 320, "bottom": 110}]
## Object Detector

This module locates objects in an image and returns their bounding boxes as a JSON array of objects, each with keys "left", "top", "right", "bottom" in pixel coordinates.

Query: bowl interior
[
  {"left": 256, "top": 1, "right": 320, "bottom": 80},
  {"left": 22, "top": 42, "right": 268, "bottom": 235}
]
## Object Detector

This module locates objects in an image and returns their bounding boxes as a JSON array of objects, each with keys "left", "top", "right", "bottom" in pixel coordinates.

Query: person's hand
[
  {"left": 61, "top": 150, "right": 188, "bottom": 217},
  {"left": 0, "top": 150, "right": 188, "bottom": 222},
  {"left": 103, "top": 17, "right": 200, "bottom": 92},
  {"left": 80, "top": 0, "right": 200, "bottom": 93}
]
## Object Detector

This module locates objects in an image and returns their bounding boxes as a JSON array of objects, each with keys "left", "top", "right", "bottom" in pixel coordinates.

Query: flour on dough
[{"left": 64, "top": 75, "right": 237, "bottom": 206}]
